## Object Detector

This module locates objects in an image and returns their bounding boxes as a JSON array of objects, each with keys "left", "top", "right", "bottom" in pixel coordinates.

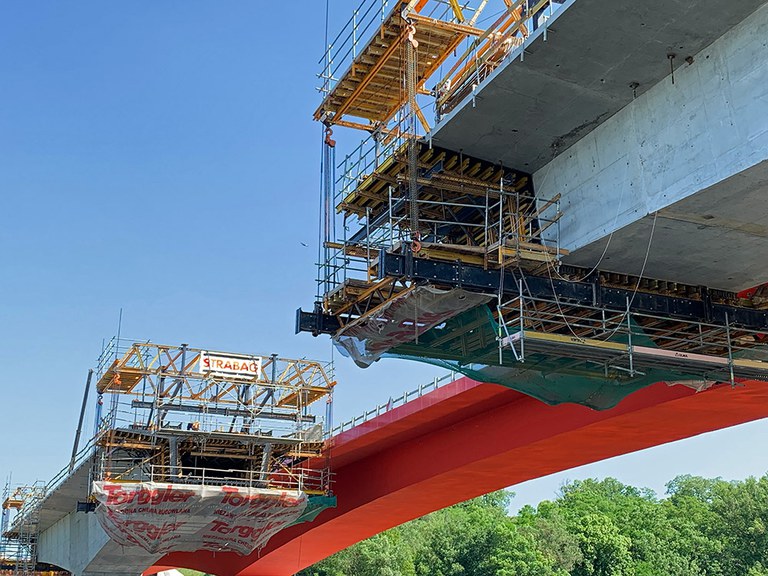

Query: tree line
[{"left": 300, "top": 474, "right": 768, "bottom": 576}]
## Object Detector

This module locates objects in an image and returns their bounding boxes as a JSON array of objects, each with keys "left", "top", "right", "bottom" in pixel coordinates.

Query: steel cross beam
[{"left": 297, "top": 251, "right": 768, "bottom": 336}]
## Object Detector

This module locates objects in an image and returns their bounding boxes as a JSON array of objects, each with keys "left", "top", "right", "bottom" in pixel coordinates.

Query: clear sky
[{"left": 0, "top": 0, "right": 766, "bottom": 513}]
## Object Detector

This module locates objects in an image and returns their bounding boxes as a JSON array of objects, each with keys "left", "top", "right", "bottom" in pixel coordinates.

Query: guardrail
[
  {"left": 330, "top": 371, "right": 459, "bottom": 436},
  {"left": 5, "top": 437, "right": 97, "bottom": 535},
  {"left": 436, "top": 0, "right": 566, "bottom": 116},
  {"left": 146, "top": 465, "right": 331, "bottom": 494},
  {"left": 319, "top": 0, "right": 394, "bottom": 97}
]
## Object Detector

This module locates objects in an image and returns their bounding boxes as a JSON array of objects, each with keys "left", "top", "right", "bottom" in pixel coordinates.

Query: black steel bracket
[{"left": 297, "top": 253, "right": 768, "bottom": 336}]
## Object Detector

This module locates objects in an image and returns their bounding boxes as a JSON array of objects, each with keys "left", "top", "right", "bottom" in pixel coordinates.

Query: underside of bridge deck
[{"left": 153, "top": 377, "right": 768, "bottom": 576}]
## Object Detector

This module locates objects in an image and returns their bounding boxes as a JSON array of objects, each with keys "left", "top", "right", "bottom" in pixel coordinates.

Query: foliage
[{"left": 300, "top": 474, "right": 768, "bottom": 576}]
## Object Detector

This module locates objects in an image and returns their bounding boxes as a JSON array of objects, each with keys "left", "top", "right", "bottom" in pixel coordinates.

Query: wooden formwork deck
[
  {"left": 338, "top": 142, "right": 521, "bottom": 217},
  {"left": 316, "top": 4, "right": 481, "bottom": 124}
]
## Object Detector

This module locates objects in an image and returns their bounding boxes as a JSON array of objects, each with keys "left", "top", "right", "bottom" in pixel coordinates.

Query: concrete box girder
[
  {"left": 533, "top": 2, "right": 768, "bottom": 291},
  {"left": 564, "top": 160, "right": 768, "bottom": 290},
  {"left": 431, "top": 0, "right": 767, "bottom": 171}
]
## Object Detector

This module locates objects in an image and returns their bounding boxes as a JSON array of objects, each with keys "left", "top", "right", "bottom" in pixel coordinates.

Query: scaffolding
[
  {"left": 299, "top": 0, "right": 768, "bottom": 409},
  {"left": 320, "top": 141, "right": 565, "bottom": 324},
  {"left": 91, "top": 339, "right": 335, "bottom": 495},
  {"left": 1, "top": 341, "right": 338, "bottom": 562},
  {"left": 317, "top": 0, "right": 485, "bottom": 130},
  {"left": 502, "top": 291, "right": 768, "bottom": 384},
  {"left": 1, "top": 484, "right": 47, "bottom": 576},
  {"left": 312, "top": 0, "right": 570, "bottom": 337}
]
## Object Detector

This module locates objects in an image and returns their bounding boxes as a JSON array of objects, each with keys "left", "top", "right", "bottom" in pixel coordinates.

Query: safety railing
[
  {"left": 96, "top": 401, "right": 313, "bottom": 440},
  {"left": 96, "top": 336, "right": 146, "bottom": 377},
  {"left": 497, "top": 291, "right": 768, "bottom": 383},
  {"left": 335, "top": 127, "right": 408, "bottom": 205},
  {"left": 318, "top": 181, "right": 564, "bottom": 306},
  {"left": 319, "top": 0, "right": 395, "bottom": 97},
  {"left": 3, "top": 485, "right": 45, "bottom": 538},
  {"left": 435, "top": 0, "right": 566, "bottom": 117},
  {"left": 330, "top": 371, "right": 458, "bottom": 436},
  {"left": 4, "top": 434, "right": 101, "bottom": 539},
  {"left": 146, "top": 465, "right": 332, "bottom": 494},
  {"left": 318, "top": 0, "right": 484, "bottom": 98},
  {"left": 317, "top": 115, "right": 412, "bottom": 301}
]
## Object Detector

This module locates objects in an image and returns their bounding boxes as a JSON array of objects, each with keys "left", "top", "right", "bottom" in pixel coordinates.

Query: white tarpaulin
[
  {"left": 334, "top": 286, "right": 492, "bottom": 368},
  {"left": 92, "top": 482, "right": 307, "bottom": 555}
]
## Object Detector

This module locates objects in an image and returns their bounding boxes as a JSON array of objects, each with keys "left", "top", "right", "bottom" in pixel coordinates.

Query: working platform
[
  {"left": 323, "top": 142, "right": 565, "bottom": 318},
  {"left": 299, "top": 250, "right": 768, "bottom": 407},
  {"left": 315, "top": 0, "right": 482, "bottom": 124},
  {"left": 2, "top": 341, "right": 338, "bottom": 570},
  {"left": 92, "top": 342, "right": 334, "bottom": 493},
  {"left": 303, "top": 0, "right": 768, "bottom": 410}
]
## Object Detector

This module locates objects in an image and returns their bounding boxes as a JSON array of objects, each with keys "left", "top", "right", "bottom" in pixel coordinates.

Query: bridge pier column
[{"left": 38, "top": 511, "right": 161, "bottom": 576}]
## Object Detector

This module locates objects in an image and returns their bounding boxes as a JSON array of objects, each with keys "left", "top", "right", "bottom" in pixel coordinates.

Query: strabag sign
[
  {"left": 92, "top": 481, "right": 307, "bottom": 555},
  {"left": 199, "top": 351, "right": 263, "bottom": 380}
]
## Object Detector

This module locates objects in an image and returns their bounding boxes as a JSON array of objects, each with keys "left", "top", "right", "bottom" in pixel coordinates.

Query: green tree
[
  {"left": 709, "top": 475, "right": 768, "bottom": 576},
  {"left": 410, "top": 492, "right": 514, "bottom": 576},
  {"left": 663, "top": 475, "right": 726, "bottom": 575},
  {"left": 478, "top": 521, "right": 564, "bottom": 576},
  {"left": 572, "top": 513, "right": 633, "bottom": 576}
]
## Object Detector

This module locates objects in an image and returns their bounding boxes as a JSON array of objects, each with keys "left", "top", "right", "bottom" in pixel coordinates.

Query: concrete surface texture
[
  {"left": 431, "top": 0, "right": 767, "bottom": 171},
  {"left": 37, "top": 508, "right": 159, "bottom": 576},
  {"left": 534, "top": 2, "right": 768, "bottom": 290}
]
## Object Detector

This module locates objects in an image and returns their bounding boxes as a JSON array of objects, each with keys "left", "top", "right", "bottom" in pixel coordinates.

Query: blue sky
[{"left": 0, "top": 0, "right": 766, "bottom": 512}]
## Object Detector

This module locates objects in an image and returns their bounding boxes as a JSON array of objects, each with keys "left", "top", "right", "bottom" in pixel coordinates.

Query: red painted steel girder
[{"left": 153, "top": 378, "right": 768, "bottom": 576}]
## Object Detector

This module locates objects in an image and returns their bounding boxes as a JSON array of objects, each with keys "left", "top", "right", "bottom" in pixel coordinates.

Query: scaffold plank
[{"left": 316, "top": 7, "right": 481, "bottom": 125}]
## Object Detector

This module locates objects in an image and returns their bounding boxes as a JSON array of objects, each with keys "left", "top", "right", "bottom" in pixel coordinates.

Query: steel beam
[{"left": 296, "top": 252, "right": 768, "bottom": 335}]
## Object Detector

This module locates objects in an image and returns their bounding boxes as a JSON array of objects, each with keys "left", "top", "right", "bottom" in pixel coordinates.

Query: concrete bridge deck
[{"left": 433, "top": 0, "right": 768, "bottom": 291}]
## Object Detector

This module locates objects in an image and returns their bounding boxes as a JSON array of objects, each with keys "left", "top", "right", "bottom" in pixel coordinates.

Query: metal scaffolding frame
[
  {"left": 1, "top": 484, "right": 46, "bottom": 576},
  {"left": 318, "top": 141, "right": 565, "bottom": 322},
  {"left": 91, "top": 340, "right": 335, "bottom": 495},
  {"left": 496, "top": 291, "right": 768, "bottom": 384},
  {"left": 311, "top": 0, "right": 573, "bottom": 344}
]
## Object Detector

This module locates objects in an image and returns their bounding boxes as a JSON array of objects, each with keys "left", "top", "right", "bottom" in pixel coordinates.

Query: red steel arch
[{"left": 151, "top": 377, "right": 768, "bottom": 576}]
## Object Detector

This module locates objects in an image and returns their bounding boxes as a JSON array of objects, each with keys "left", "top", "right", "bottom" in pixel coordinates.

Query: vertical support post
[
  {"left": 352, "top": 9, "right": 358, "bottom": 59},
  {"left": 725, "top": 312, "right": 736, "bottom": 386},
  {"left": 321, "top": 127, "right": 337, "bottom": 300},
  {"left": 179, "top": 343, "right": 188, "bottom": 375},
  {"left": 484, "top": 187, "right": 489, "bottom": 255},
  {"left": 519, "top": 279, "right": 525, "bottom": 362},
  {"left": 406, "top": 23, "right": 420, "bottom": 239},
  {"left": 515, "top": 188, "right": 521, "bottom": 254},
  {"left": 498, "top": 174, "right": 504, "bottom": 257},
  {"left": 168, "top": 436, "right": 180, "bottom": 479},
  {"left": 70, "top": 369, "right": 94, "bottom": 472},
  {"left": 498, "top": 300, "right": 504, "bottom": 365},
  {"left": 325, "top": 388, "right": 334, "bottom": 438},
  {"left": 626, "top": 297, "right": 635, "bottom": 376},
  {"left": 388, "top": 186, "right": 394, "bottom": 248},
  {"left": 259, "top": 443, "right": 273, "bottom": 484},
  {"left": 154, "top": 371, "right": 164, "bottom": 431},
  {"left": 366, "top": 206, "right": 372, "bottom": 281}
]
